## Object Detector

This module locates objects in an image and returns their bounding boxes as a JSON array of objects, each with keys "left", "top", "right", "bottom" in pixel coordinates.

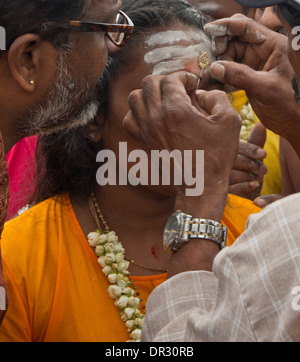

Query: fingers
[
  {"left": 204, "top": 16, "right": 267, "bottom": 55},
  {"left": 228, "top": 180, "right": 261, "bottom": 198},
  {"left": 248, "top": 123, "right": 267, "bottom": 149},
  {"left": 254, "top": 194, "right": 282, "bottom": 208},
  {"left": 233, "top": 155, "right": 267, "bottom": 177},
  {"left": 230, "top": 169, "right": 258, "bottom": 184},
  {"left": 195, "top": 89, "right": 241, "bottom": 127},
  {"left": 238, "top": 140, "right": 266, "bottom": 161},
  {"left": 209, "top": 60, "right": 263, "bottom": 92}
]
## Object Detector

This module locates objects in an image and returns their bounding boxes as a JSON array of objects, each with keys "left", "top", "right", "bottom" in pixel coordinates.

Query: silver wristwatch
[{"left": 163, "top": 210, "right": 227, "bottom": 253}]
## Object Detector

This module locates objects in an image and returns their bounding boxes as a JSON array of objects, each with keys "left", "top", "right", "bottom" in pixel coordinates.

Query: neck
[
  {"left": 93, "top": 184, "right": 175, "bottom": 275},
  {"left": 0, "top": 101, "right": 23, "bottom": 154}
]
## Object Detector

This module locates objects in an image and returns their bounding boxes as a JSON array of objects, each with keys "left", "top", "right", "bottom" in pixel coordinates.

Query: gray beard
[{"left": 19, "top": 53, "right": 99, "bottom": 136}]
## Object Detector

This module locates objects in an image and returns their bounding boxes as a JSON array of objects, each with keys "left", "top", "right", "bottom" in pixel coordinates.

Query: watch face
[{"left": 163, "top": 211, "right": 184, "bottom": 249}]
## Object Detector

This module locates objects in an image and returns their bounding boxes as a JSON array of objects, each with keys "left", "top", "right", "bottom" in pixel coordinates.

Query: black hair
[
  {"left": 0, "top": 0, "right": 90, "bottom": 52},
  {"left": 279, "top": 3, "right": 300, "bottom": 28},
  {"left": 31, "top": 0, "right": 210, "bottom": 204}
]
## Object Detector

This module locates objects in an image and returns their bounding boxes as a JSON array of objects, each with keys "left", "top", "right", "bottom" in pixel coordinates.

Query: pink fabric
[{"left": 6, "top": 137, "right": 37, "bottom": 219}]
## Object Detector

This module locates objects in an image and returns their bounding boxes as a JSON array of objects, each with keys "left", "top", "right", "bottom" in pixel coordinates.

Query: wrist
[
  {"left": 284, "top": 129, "right": 300, "bottom": 158},
  {"left": 174, "top": 187, "right": 228, "bottom": 223},
  {"left": 167, "top": 239, "right": 219, "bottom": 278}
]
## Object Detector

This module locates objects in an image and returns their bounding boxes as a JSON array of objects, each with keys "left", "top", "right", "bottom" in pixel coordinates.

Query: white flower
[
  {"left": 108, "top": 273, "right": 118, "bottom": 283},
  {"left": 130, "top": 329, "right": 142, "bottom": 340},
  {"left": 105, "top": 253, "right": 116, "bottom": 264},
  {"left": 123, "top": 287, "right": 135, "bottom": 296},
  {"left": 98, "top": 256, "right": 106, "bottom": 268},
  {"left": 102, "top": 266, "right": 112, "bottom": 276},
  {"left": 134, "top": 318, "right": 144, "bottom": 327},
  {"left": 95, "top": 245, "right": 104, "bottom": 256},
  {"left": 115, "top": 252, "right": 124, "bottom": 263},
  {"left": 115, "top": 295, "right": 129, "bottom": 309},
  {"left": 107, "top": 285, "right": 122, "bottom": 299},
  {"left": 114, "top": 243, "right": 125, "bottom": 253},
  {"left": 87, "top": 232, "right": 100, "bottom": 247},
  {"left": 117, "top": 279, "right": 127, "bottom": 289},
  {"left": 123, "top": 307, "right": 135, "bottom": 320},
  {"left": 104, "top": 243, "right": 115, "bottom": 253},
  {"left": 128, "top": 296, "right": 140, "bottom": 307},
  {"left": 107, "top": 234, "right": 118, "bottom": 243},
  {"left": 118, "top": 260, "right": 130, "bottom": 272},
  {"left": 100, "top": 234, "right": 108, "bottom": 243},
  {"left": 125, "top": 319, "right": 135, "bottom": 330},
  {"left": 89, "top": 227, "right": 145, "bottom": 342}
]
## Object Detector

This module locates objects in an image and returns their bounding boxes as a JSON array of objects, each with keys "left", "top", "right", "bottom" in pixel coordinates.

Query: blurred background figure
[{"left": 187, "top": 0, "right": 247, "bottom": 18}]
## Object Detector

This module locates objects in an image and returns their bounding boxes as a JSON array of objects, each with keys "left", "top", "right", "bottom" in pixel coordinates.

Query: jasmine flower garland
[
  {"left": 239, "top": 102, "right": 258, "bottom": 142},
  {"left": 87, "top": 230, "right": 144, "bottom": 342}
]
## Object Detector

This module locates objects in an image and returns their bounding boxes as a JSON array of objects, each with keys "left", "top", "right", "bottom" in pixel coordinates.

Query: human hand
[
  {"left": 254, "top": 194, "right": 282, "bottom": 208},
  {"left": 204, "top": 15, "right": 300, "bottom": 155},
  {"left": 124, "top": 71, "right": 241, "bottom": 221},
  {"left": 229, "top": 123, "right": 267, "bottom": 200}
]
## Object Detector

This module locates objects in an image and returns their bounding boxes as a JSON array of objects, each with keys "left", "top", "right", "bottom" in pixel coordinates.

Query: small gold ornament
[{"left": 198, "top": 52, "right": 210, "bottom": 70}]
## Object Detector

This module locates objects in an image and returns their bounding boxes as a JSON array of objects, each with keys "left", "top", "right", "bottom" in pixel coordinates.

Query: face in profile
[{"left": 95, "top": 24, "right": 216, "bottom": 196}]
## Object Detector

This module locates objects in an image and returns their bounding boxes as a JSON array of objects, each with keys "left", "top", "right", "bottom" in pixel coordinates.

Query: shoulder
[{"left": 1, "top": 193, "right": 72, "bottom": 264}]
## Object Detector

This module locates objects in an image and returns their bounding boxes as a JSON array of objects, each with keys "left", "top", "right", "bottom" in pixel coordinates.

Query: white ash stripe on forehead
[
  {"left": 145, "top": 30, "right": 206, "bottom": 47},
  {"left": 152, "top": 60, "right": 187, "bottom": 75},
  {"left": 144, "top": 44, "right": 210, "bottom": 64}
]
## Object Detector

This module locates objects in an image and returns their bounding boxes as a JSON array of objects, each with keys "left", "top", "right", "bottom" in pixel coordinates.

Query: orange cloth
[{"left": 0, "top": 193, "right": 260, "bottom": 342}]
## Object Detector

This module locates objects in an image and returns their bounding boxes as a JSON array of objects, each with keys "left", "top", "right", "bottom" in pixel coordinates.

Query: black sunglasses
[{"left": 41, "top": 10, "right": 134, "bottom": 47}]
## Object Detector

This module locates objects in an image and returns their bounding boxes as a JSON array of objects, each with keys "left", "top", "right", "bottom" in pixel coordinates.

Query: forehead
[{"left": 143, "top": 27, "right": 215, "bottom": 76}]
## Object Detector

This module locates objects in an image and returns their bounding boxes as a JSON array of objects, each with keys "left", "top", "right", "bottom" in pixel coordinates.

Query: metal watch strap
[{"left": 183, "top": 218, "right": 227, "bottom": 249}]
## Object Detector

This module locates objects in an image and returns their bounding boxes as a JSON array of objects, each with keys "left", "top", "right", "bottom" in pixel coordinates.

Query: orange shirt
[{"left": 0, "top": 193, "right": 260, "bottom": 342}]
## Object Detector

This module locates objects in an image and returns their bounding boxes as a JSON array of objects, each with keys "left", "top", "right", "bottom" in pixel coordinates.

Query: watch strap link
[{"left": 183, "top": 218, "right": 227, "bottom": 249}]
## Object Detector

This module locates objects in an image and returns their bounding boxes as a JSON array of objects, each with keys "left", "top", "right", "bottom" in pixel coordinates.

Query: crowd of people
[{"left": 0, "top": 0, "right": 299, "bottom": 342}]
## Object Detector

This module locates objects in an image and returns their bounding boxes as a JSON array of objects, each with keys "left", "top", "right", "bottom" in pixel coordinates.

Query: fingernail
[
  {"left": 209, "top": 62, "right": 225, "bottom": 80},
  {"left": 255, "top": 198, "right": 267, "bottom": 208},
  {"left": 250, "top": 180, "right": 260, "bottom": 189},
  {"left": 204, "top": 24, "right": 230, "bottom": 36},
  {"left": 256, "top": 148, "right": 267, "bottom": 159}
]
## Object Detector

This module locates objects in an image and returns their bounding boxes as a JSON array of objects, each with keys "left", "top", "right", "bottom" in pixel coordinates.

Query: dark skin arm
[
  {"left": 124, "top": 72, "right": 241, "bottom": 275},
  {"left": 204, "top": 15, "right": 300, "bottom": 157}
]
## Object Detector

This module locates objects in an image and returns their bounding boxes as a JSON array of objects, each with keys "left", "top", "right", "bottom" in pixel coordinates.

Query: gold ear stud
[{"left": 29, "top": 80, "right": 34, "bottom": 85}]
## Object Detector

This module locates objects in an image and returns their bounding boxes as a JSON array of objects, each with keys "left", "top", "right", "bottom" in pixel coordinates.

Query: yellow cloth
[
  {"left": 231, "top": 90, "right": 282, "bottom": 195},
  {"left": 0, "top": 193, "right": 260, "bottom": 342}
]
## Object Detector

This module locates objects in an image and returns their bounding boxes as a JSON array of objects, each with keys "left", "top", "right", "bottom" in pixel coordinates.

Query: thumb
[
  {"left": 209, "top": 60, "right": 262, "bottom": 92},
  {"left": 249, "top": 122, "right": 267, "bottom": 149}
]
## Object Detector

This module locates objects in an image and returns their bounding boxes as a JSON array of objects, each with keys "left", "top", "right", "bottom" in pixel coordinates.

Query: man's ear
[{"left": 7, "top": 34, "right": 46, "bottom": 92}]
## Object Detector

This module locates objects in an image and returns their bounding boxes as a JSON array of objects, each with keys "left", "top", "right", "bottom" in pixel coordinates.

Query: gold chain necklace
[{"left": 90, "top": 193, "right": 168, "bottom": 274}]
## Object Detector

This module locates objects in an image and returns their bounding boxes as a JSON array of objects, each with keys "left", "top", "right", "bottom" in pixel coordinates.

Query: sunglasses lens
[
  {"left": 107, "top": 32, "right": 125, "bottom": 45},
  {"left": 106, "top": 12, "right": 130, "bottom": 46}
]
